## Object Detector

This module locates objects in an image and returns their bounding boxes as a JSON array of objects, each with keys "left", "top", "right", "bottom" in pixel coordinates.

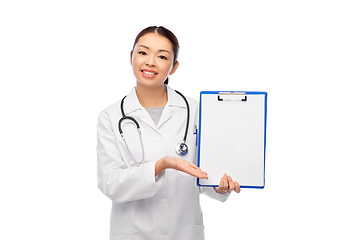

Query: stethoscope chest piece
[{"left": 175, "top": 142, "right": 188, "bottom": 156}]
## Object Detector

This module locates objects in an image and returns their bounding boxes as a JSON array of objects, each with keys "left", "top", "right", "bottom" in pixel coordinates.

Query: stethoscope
[{"left": 118, "top": 90, "right": 190, "bottom": 163}]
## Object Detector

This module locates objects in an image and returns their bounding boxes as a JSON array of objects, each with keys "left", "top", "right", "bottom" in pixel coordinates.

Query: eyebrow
[{"left": 138, "top": 45, "right": 171, "bottom": 54}]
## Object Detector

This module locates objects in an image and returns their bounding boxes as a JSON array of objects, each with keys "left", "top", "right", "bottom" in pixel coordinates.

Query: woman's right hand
[{"left": 155, "top": 156, "right": 208, "bottom": 179}]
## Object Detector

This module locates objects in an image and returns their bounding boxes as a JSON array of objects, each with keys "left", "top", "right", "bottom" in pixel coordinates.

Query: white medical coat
[{"left": 97, "top": 86, "right": 229, "bottom": 240}]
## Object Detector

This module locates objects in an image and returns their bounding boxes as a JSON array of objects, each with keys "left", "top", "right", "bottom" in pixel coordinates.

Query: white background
[{"left": 1, "top": 1, "right": 359, "bottom": 239}]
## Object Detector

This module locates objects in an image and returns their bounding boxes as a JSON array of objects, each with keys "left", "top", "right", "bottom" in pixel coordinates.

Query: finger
[
  {"left": 216, "top": 178, "right": 222, "bottom": 191},
  {"left": 190, "top": 164, "right": 208, "bottom": 178},
  {"left": 224, "top": 174, "right": 229, "bottom": 188},
  {"left": 178, "top": 160, "right": 207, "bottom": 179},
  {"left": 219, "top": 175, "right": 225, "bottom": 188},
  {"left": 200, "top": 170, "right": 208, "bottom": 179},
  {"left": 215, "top": 176, "right": 224, "bottom": 193},
  {"left": 190, "top": 169, "right": 208, "bottom": 179},
  {"left": 216, "top": 174, "right": 229, "bottom": 193},
  {"left": 197, "top": 173, "right": 208, "bottom": 179},
  {"left": 192, "top": 165, "right": 208, "bottom": 176},
  {"left": 222, "top": 174, "right": 229, "bottom": 193},
  {"left": 234, "top": 181, "right": 241, "bottom": 193},
  {"left": 228, "top": 175, "right": 235, "bottom": 192},
  {"left": 190, "top": 163, "right": 201, "bottom": 170},
  {"left": 189, "top": 166, "right": 208, "bottom": 179}
]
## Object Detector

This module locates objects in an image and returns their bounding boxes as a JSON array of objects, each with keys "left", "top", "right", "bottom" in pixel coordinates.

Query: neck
[{"left": 136, "top": 84, "right": 168, "bottom": 108}]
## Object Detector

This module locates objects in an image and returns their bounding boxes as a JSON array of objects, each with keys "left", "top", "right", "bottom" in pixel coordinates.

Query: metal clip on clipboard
[{"left": 217, "top": 92, "right": 247, "bottom": 101}]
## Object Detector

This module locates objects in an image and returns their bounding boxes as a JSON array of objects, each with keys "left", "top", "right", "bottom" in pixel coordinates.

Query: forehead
[{"left": 135, "top": 33, "right": 173, "bottom": 53}]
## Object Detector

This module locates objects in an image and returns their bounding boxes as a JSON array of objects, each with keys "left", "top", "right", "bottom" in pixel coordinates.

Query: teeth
[{"left": 143, "top": 71, "right": 156, "bottom": 75}]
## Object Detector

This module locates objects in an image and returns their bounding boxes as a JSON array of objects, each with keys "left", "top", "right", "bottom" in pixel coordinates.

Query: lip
[{"left": 141, "top": 69, "right": 158, "bottom": 78}]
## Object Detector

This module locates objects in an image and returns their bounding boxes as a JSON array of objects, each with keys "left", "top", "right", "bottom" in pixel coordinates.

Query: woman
[{"left": 97, "top": 26, "right": 240, "bottom": 240}]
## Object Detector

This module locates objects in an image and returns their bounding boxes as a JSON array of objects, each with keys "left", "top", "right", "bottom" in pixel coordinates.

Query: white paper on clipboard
[{"left": 197, "top": 91, "right": 267, "bottom": 188}]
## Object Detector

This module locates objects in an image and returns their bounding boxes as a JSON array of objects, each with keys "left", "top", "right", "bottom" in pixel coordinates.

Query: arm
[
  {"left": 97, "top": 111, "right": 208, "bottom": 203},
  {"left": 155, "top": 156, "right": 208, "bottom": 179},
  {"left": 200, "top": 187, "right": 230, "bottom": 202},
  {"left": 97, "top": 111, "right": 163, "bottom": 203}
]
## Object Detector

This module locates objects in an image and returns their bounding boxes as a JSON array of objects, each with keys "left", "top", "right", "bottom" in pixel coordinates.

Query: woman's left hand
[{"left": 214, "top": 173, "right": 241, "bottom": 194}]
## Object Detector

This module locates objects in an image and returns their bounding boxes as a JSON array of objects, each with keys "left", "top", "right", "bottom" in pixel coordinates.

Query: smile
[{"left": 141, "top": 69, "right": 157, "bottom": 78}]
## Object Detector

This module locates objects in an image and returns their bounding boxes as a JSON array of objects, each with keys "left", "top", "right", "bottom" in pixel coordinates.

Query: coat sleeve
[
  {"left": 199, "top": 187, "right": 230, "bottom": 202},
  {"left": 97, "top": 111, "right": 164, "bottom": 203}
]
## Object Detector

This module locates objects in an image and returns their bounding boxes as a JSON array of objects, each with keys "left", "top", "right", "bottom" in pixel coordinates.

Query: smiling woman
[{"left": 97, "top": 26, "right": 240, "bottom": 240}]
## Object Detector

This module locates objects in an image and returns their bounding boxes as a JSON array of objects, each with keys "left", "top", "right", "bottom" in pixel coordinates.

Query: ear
[
  {"left": 130, "top": 50, "right": 133, "bottom": 66},
  {"left": 169, "top": 61, "right": 179, "bottom": 75}
]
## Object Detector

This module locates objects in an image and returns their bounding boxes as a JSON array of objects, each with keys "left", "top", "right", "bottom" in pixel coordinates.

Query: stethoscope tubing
[
  {"left": 174, "top": 90, "right": 190, "bottom": 142},
  {"left": 118, "top": 90, "right": 190, "bottom": 161},
  {"left": 118, "top": 115, "right": 139, "bottom": 134}
]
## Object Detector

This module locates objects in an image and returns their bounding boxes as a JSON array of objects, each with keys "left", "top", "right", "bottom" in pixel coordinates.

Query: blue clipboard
[{"left": 197, "top": 91, "right": 267, "bottom": 189}]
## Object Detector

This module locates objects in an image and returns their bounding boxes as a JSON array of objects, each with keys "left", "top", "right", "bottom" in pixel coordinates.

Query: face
[{"left": 130, "top": 33, "right": 179, "bottom": 88}]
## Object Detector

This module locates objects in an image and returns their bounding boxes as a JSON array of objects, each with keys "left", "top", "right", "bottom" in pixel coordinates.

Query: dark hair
[{"left": 131, "top": 26, "right": 179, "bottom": 85}]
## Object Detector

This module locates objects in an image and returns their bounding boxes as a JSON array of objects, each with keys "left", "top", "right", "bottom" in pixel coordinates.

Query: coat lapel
[
  {"left": 122, "top": 87, "right": 155, "bottom": 130},
  {"left": 157, "top": 104, "right": 171, "bottom": 128},
  {"left": 157, "top": 87, "right": 187, "bottom": 128},
  {"left": 123, "top": 86, "right": 187, "bottom": 131}
]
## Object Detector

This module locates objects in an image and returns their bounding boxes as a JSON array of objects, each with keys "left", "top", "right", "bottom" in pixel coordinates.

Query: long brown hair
[{"left": 131, "top": 26, "right": 179, "bottom": 85}]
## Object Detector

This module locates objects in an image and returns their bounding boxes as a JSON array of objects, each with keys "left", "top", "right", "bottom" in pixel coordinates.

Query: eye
[
  {"left": 159, "top": 55, "right": 167, "bottom": 60},
  {"left": 138, "top": 51, "right": 147, "bottom": 55}
]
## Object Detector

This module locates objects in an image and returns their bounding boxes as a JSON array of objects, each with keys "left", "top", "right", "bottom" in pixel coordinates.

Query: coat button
[
  {"left": 160, "top": 199, "right": 166, "bottom": 204},
  {"left": 161, "top": 230, "right": 168, "bottom": 236}
]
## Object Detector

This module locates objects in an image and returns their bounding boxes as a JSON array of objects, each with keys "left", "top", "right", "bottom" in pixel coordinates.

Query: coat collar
[
  {"left": 123, "top": 86, "right": 186, "bottom": 115},
  {"left": 123, "top": 86, "right": 187, "bottom": 129}
]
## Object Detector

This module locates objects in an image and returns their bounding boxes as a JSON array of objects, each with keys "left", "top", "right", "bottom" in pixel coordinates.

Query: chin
[{"left": 136, "top": 79, "right": 165, "bottom": 89}]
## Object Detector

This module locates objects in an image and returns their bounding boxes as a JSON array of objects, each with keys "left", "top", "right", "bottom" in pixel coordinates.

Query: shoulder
[
  {"left": 99, "top": 100, "right": 121, "bottom": 115},
  {"left": 97, "top": 100, "right": 123, "bottom": 131},
  {"left": 98, "top": 87, "right": 135, "bottom": 116},
  {"left": 167, "top": 86, "right": 198, "bottom": 110},
  {"left": 185, "top": 95, "right": 198, "bottom": 110}
]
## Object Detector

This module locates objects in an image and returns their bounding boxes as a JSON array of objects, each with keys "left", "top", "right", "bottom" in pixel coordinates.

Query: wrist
[{"left": 155, "top": 157, "right": 167, "bottom": 176}]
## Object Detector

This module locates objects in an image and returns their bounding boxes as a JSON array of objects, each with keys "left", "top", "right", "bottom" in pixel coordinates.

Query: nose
[{"left": 146, "top": 55, "right": 156, "bottom": 67}]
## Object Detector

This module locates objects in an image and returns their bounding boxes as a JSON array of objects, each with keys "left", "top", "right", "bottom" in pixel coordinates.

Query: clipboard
[{"left": 197, "top": 91, "right": 267, "bottom": 189}]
